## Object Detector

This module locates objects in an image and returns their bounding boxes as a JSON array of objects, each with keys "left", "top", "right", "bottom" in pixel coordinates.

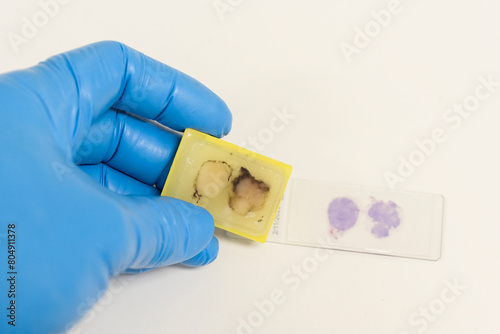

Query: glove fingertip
[{"left": 182, "top": 236, "right": 219, "bottom": 267}]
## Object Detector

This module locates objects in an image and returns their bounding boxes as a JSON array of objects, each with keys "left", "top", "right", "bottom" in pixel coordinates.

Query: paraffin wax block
[{"left": 161, "top": 129, "right": 292, "bottom": 243}]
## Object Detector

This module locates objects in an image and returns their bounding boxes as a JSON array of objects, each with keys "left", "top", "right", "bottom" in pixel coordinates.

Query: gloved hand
[{"left": 0, "top": 41, "right": 232, "bottom": 333}]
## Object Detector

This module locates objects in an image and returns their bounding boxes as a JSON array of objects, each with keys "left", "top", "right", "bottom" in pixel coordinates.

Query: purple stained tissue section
[
  {"left": 328, "top": 197, "right": 359, "bottom": 231},
  {"left": 368, "top": 201, "right": 401, "bottom": 238}
]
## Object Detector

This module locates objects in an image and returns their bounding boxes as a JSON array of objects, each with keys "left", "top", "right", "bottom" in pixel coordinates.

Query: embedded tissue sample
[
  {"left": 229, "top": 167, "right": 270, "bottom": 216},
  {"left": 193, "top": 160, "right": 232, "bottom": 201},
  {"left": 193, "top": 161, "right": 270, "bottom": 216}
]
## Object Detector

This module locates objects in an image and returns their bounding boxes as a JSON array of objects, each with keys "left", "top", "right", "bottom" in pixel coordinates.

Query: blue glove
[{"left": 0, "top": 41, "right": 232, "bottom": 333}]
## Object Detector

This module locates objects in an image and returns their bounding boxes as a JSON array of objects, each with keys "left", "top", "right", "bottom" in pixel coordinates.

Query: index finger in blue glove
[{"left": 24, "top": 41, "right": 232, "bottom": 150}]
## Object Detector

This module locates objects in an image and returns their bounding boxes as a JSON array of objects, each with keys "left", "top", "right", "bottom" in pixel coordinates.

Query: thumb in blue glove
[{"left": 0, "top": 41, "right": 232, "bottom": 333}]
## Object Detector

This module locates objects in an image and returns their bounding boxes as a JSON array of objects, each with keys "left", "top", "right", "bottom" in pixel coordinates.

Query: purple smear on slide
[
  {"left": 368, "top": 201, "right": 401, "bottom": 238},
  {"left": 328, "top": 197, "right": 359, "bottom": 231}
]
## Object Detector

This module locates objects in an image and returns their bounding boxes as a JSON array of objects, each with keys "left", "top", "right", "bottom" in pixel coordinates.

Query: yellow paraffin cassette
[{"left": 161, "top": 129, "right": 292, "bottom": 243}]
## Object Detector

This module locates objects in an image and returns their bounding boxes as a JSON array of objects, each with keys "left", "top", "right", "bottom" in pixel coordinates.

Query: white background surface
[{"left": 1, "top": 0, "right": 500, "bottom": 333}]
